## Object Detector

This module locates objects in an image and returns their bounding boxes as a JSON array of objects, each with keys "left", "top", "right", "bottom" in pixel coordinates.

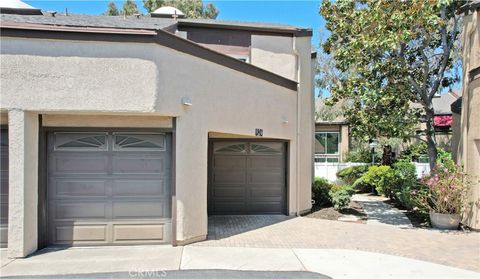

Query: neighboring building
[
  {"left": 456, "top": 0, "right": 480, "bottom": 230},
  {"left": 0, "top": 3, "right": 314, "bottom": 257},
  {"left": 314, "top": 99, "right": 349, "bottom": 163},
  {"left": 431, "top": 91, "right": 461, "bottom": 151}
]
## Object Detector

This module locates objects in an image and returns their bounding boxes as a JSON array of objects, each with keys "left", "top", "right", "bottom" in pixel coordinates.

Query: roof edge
[
  {"left": 0, "top": 22, "right": 298, "bottom": 91},
  {"left": 0, "top": 7, "right": 42, "bottom": 15},
  {"left": 178, "top": 20, "right": 312, "bottom": 37}
]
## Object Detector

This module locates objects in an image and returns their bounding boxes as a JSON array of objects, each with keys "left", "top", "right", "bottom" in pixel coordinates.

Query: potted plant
[{"left": 415, "top": 159, "right": 470, "bottom": 230}]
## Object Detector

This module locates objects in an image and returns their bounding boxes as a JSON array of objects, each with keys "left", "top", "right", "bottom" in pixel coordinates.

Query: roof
[
  {"left": 0, "top": 13, "right": 178, "bottom": 31},
  {"left": 451, "top": 98, "right": 462, "bottom": 114},
  {"left": 432, "top": 91, "right": 460, "bottom": 115},
  {"left": 178, "top": 18, "right": 312, "bottom": 36},
  {"left": 0, "top": 13, "right": 311, "bottom": 36}
]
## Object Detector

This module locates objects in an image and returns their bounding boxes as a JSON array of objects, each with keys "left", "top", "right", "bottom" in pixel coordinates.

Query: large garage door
[
  {"left": 209, "top": 141, "right": 287, "bottom": 215},
  {"left": 0, "top": 128, "right": 8, "bottom": 248},
  {"left": 47, "top": 131, "right": 171, "bottom": 246}
]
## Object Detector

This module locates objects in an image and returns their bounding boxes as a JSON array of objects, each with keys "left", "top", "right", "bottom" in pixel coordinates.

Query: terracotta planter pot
[{"left": 429, "top": 212, "right": 461, "bottom": 230}]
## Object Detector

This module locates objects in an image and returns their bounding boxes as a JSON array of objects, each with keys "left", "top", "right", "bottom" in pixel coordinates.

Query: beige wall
[
  {"left": 0, "top": 34, "right": 313, "bottom": 254},
  {"left": 42, "top": 114, "right": 172, "bottom": 128},
  {"left": 251, "top": 35, "right": 297, "bottom": 81},
  {"left": 460, "top": 10, "right": 480, "bottom": 230}
]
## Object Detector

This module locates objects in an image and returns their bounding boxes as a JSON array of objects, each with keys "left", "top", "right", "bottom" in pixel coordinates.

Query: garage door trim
[
  {"left": 39, "top": 126, "right": 175, "bottom": 248},
  {"left": 208, "top": 138, "right": 289, "bottom": 215}
]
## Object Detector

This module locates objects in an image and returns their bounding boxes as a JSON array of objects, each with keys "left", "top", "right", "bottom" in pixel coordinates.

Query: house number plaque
[{"left": 255, "top": 128, "right": 263, "bottom": 137}]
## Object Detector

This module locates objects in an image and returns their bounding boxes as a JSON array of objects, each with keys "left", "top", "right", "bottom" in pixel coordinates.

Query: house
[
  {"left": 455, "top": 0, "right": 480, "bottom": 230},
  {"left": 314, "top": 98, "right": 349, "bottom": 163},
  {"left": 0, "top": 2, "right": 314, "bottom": 257}
]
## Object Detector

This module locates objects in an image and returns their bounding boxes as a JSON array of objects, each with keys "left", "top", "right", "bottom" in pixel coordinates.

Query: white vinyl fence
[{"left": 314, "top": 162, "right": 431, "bottom": 182}]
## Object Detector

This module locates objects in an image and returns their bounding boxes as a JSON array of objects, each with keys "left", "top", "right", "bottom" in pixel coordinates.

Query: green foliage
[
  {"left": 104, "top": 1, "right": 119, "bottom": 16},
  {"left": 352, "top": 176, "right": 372, "bottom": 193},
  {"left": 328, "top": 184, "right": 354, "bottom": 210},
  {"left": 122, "top": 0, "right": 139, "bottom": 15},
  {"left": 391, "top": 161, "right": 418, "bottom": 207},
  {"left": 312, "top": 177, "right": 333, "bottom": 206},
  {"left": 142, "top": 0, "right": 219, "bottom": 19},
  {"left": 399, "top": 143, "right": 428, "bottom": 162},
  {"left": 362, "top": 166, "right": 398, "bottom": 198},
  {"left": 336, "top": 165, "right": 369, "bottom": 185},
  {"left": 344, "top": 148, "right": 381, "bottom": 163},
  {"left": 320, "top": 0, "right": 462, "bottom": 168}
]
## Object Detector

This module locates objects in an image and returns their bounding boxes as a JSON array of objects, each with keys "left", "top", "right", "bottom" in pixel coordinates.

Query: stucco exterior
[
  {"left": 0, "top": 25, "right": 313, "bottom": 256},
  {"left": 459, "top": 7, "right": 480, "bottom": 229}
]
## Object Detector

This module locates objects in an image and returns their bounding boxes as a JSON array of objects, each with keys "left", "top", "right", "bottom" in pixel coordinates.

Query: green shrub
[
  {"left": 362, "top": 166, "right": 398, "bottom": 198},
  {"left": 336, "top": 165, "right": 369, "bottom": 185},
  {"left": 391, "top": 161, "right": 417, "bottom": 207},
  {"left": 344, "top": 148, "right": 381, "bottom": 163},
  {"left": 352, "top": 176, "right": 372, "bottom": 192},
  {"left": 328, "top": 184, "right": 355, "bottom": 210},
  {"left": 312, "top": 177, "right": 332, "bottom": 206},
  {"left": 399, "top": 143, "right": 428, "bottom": 162}
]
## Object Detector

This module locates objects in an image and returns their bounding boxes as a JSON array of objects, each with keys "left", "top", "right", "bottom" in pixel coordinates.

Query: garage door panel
[
  {"left": 56, "top": 225, "right": 107, "bottom": 242},
  {"left": 213, "top": 185, "right": 245, "bottom": 198},
  {"left": 112, "top": 179, "right": 167, "bottom": 197},
  {"left": 113, "top": 224, "right": 164, "bottom": 241},
  {"left": 249, "top": 186, "right": 284, "bottom": 198},
  {"left": 213, "top": 171, "right": 246, "bottom": 184},
  {"left": 112, "top": 156, "right": 166, "bottom": 174},
  {"left": 54, "top": 179, "right": 107, "bottom": 197},
  {"left": 213, "top": 156, "right": 247, "bottom": 170},
  {"left": 248, "top": 156, "right": 284, "bottom": 169},
  {"left": 112, "top": 201, "right": 166, "bottom": 218},
  {"left": 54, "top": 202, "right": 107, "bottom": 219},
  {"left": 249, "top": 171, "right": 284, "bottom": 184},
  {"left": 50, "top": 155, "right": 109, "bottom": 174}
]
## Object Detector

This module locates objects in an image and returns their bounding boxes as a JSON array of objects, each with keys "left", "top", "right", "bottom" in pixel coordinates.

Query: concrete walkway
[
  {"left": 352, "top": 194, "right": 413, "bottom": 228},
  {"left": 1, "top": 246, "right": 479, "bottom": 279}
]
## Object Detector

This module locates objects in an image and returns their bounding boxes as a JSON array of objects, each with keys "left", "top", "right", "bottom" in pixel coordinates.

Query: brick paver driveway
[{"left": 192, "top": 216, "right": 480, "bottom": 272}]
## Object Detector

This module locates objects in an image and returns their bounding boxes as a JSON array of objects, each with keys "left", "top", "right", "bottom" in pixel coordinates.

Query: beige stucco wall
[
  {"left": 42, "top": 114, "right": 172, "bottom": 128},
  {"left": 0, "top": 34, "right": 313, "bottom": 254},
  {"left": 460, "top": 10, "right": 480, "bottom": 229},
  {"left": 451, "top": 112, "right": 462, "bottom": 162},
  {"left": 250, "top": 35, "right": 297, "bottom": 81},
  {"left": 7, "top": 110, "right": 38, "bottom": 257}
]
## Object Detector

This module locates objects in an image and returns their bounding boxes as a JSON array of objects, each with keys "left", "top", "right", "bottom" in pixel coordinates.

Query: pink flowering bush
[{"left": 415, "top": 159, "right": 470, "bottom": 214}]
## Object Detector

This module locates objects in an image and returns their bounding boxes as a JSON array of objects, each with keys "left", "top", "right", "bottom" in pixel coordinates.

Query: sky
[{"left": 23, "top": 0, "right": 326, "bottom": 48}]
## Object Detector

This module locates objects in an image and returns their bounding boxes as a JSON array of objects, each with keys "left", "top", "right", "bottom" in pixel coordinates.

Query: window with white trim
[{"left": 315, "top": 132, "right": 340, "bottom": 162}]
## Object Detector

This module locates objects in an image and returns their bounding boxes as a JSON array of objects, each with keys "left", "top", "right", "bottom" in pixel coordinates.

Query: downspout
[{"left": 293, "top": 36, "right": 301, "bottom": 216}]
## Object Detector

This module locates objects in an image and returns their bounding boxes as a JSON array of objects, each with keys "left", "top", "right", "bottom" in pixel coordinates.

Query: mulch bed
[{"left": 304, "top": 200, "right": 367, "bottom": 223}]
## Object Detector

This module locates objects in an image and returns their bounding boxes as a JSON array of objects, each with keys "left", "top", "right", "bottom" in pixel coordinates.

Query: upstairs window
[{"left": 315, "top": 132, "right": 340, "bottom": 163}]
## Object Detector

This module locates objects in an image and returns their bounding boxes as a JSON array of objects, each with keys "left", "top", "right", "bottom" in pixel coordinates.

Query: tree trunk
[{"left": 425, "top": 107, "right": 438, "bottom": 170}]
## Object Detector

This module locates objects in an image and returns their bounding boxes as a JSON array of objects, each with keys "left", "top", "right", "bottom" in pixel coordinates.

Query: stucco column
[
  {"left": 7, "top": 110, "right": 38, "bottom": 258},
  {"left": 340, "top": 125, "right": 349, "bottom": 162}
]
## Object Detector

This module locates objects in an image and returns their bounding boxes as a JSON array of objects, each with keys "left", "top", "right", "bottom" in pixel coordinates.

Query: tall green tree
[
  {"left": 103, "top": 1, "right": 120, "bottom": 16},
  {"left": 143, "top": 0, "right": 219, "bottom": 19},
  {"left": 122, "top": 0, "right": 139, "bottom": 15},
  {"left": 320, "top": 0, "right": 461, "bottom": 169}
]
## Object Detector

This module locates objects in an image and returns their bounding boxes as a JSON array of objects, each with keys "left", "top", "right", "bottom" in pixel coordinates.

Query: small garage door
[
  {"left": 209, "top": 141, "right": 287, "bottom": 215},
  {"left": 0, "top": 128, "right": 8, "bottom": 248},
  {"left": 47, "top": 131, "right": 171, "bottom": 245}
]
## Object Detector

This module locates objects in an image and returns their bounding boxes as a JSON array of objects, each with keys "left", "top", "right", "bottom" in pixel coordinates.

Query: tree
[
  {"left": 320, "top": 0, "right": 461, "bottom": 169},
  {"left": 103, "top": 1, "right": 119, "bottom": 16},
  {"left": 143, "top": 0, "right": 219, "bottom": 19},
  {"left": 122, "top": 0, "right": 139, "bottom": 15}
]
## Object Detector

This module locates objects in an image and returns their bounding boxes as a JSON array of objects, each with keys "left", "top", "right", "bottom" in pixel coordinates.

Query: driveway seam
[
  {"left": 0, "top": 258, "right": 16, "bottom": 269},
  {"left": 178, "top": 246, "right": 185, "bottom": 270},
  {"left": 291, "top": 249, "right": 308, "bottom": 271}
]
